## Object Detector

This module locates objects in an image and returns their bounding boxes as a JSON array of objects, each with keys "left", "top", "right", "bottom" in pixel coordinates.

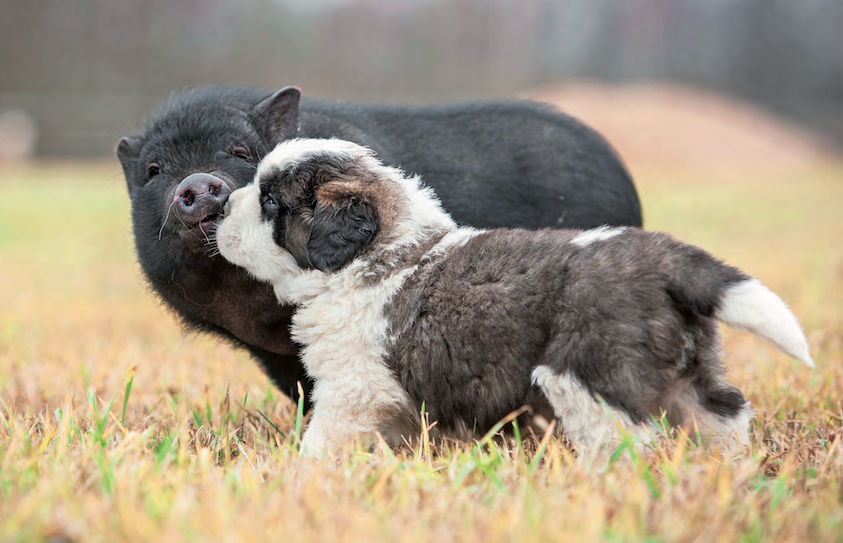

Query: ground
[{"left": 0, "top": 116, "right": 841, "bottom": 541}]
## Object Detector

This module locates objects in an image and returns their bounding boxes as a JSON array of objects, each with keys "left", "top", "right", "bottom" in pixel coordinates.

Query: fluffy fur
[
  {"left": 217, "top": 138, "right": 812, "bottom": 457},
  {"left": 116, "top": 85, "right": 642, "bottom": 408}
]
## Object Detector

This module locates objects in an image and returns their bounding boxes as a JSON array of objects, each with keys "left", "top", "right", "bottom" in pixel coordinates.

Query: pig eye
[
  {"left": 229, "top": 144, "right": 252, "bottom": 160},
  {"left": 146, "top": 162, "right": 161, "bottom": 178}
]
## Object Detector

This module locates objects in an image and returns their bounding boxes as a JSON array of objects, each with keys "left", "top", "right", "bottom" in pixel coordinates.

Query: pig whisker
[{"left": 159, "top": 201, "right": 177, "bottom": 241}]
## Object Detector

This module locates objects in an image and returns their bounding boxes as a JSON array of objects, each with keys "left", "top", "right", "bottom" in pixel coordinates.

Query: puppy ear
[
  {"left": 253, "top": 86, "right": 301, "bottom": 144},
  {"left": 307, "top": 190, "right": 379, "bottom": 273}
]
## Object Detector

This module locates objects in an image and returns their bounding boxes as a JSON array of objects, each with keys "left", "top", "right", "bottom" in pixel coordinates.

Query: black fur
[
  {"left": 307, "top": 199, "right": 379, "bottom": 273},
  {"left": 384, "top": 228, "right": 751, "bottom": 436},
  {"left": 117, "top": 85, "right": 642, "bottom": 406}
]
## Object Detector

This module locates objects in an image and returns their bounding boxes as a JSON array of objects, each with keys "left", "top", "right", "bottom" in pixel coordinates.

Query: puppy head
[
  {"left": 217, "top": 138, "right": 393, "bottom": 289},
  {"left": 215, "top": 180, "right": 304, "bottom": 300}
]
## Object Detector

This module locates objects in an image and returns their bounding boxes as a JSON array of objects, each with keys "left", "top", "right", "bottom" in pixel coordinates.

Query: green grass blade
[{"left": 121, "top": 365, "right": 136, "bottom": 427}]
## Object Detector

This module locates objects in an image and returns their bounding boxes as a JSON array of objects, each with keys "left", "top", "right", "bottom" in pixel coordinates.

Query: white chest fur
[{"left": 289, "top": 264, "right": 417, "bottom": 457}]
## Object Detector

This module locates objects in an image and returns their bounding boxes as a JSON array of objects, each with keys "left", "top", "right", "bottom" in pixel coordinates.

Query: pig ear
[
  {"left": 306, "top": 189, "right": 379, "bottom": 273},
  {"left": 253, "top": 86, "right": 301, "bottom": 144},
  {"left": 116, "top": 136, "right": 141, "bottom": 168}
]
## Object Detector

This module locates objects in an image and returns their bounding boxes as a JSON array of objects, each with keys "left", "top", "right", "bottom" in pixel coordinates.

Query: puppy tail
[
  {"left": 662, "top": 238, "right": 812, "bottom": 368},
  {"left": 714, "top": 278, "right": 813, "bottom": 368}
]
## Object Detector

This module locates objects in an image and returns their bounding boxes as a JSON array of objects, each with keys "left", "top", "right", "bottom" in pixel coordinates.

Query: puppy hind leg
[
  {"left": 669, "top": 383, "right": 753, "bottom": 451},
  {"left": 672, "top": 332, "right": 754, "bottom": 451},
  {"left": 531, "top": 366, "right": 653, "bottom": 453}
]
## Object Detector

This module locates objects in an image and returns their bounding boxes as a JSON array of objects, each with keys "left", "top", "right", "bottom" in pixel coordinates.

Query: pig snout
[{"left": 173, "top": 173, "right": 233, "bottom": 225}]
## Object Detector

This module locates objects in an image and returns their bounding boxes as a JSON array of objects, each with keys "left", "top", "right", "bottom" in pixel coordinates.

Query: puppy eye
[
  {"left": 229, "top": 144, "right": 252, "bottom": 160},
  {"left": 146, "top": 162, "right": 161, "bottom": 178},
  {"left": 260, "top": 193, "right": 281, "bottom": 218}
]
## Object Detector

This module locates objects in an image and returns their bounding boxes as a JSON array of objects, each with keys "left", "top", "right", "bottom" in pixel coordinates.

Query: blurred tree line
[{"left": 0, "top": 0, "right": 840, "bottom": 157}]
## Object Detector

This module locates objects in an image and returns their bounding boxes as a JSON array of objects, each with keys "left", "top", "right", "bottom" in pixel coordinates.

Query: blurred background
[{"left": 0, "top": 0, "right": 841, "bottom": 173}]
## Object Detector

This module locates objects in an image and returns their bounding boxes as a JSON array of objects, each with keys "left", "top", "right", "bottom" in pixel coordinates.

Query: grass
[{"left": 1, "top": 160, "right": 842, "bottom": 542}]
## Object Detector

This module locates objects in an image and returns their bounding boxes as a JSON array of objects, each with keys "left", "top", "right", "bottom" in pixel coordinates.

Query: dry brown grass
[{"left": 1, "top": 160, "right": 841, "bottom": 543}]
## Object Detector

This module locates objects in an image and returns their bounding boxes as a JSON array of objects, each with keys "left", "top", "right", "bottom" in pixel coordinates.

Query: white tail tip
[{"left": 716, "top": 279, "right": 814, "bottom": 368}]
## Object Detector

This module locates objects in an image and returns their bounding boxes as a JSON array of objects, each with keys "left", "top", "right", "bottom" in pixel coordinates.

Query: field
[{"left": 0, "top": 160, "right": 841, "bottom": 542}]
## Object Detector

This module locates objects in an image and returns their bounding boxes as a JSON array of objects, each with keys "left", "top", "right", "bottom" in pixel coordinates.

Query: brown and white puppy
[{"left": 216, "top": 138, "right": 813, "bottom": 458}]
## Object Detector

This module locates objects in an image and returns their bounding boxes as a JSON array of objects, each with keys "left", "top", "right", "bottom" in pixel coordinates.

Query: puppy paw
[{"left": 299, "top": 424, "right": 343, "bottom": 461}]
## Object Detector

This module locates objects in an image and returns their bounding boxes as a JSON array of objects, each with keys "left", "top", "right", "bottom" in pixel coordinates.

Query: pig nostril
[
  {"left": 180, "top": 190, "right": 196, "bottom": 207},
  {"left": 209, "top": 185, "right": 220, "bottom": 197}
]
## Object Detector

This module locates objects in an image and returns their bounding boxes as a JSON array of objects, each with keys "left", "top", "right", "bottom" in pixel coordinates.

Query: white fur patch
[
  {"left": 716, "top": 279, "right": 813, "bottom": 367},
  {"left": 671, "top": 387, "right": 753, "bottom": 449},
  {"left": 216, "top": 182, "right": 303, "bottom": 304},
  {"left": 531, "top": 366, "right": 653, "bottom": 450},
  {"left": 571, "top": 225, "right": 627, "bottom": 247},
  {"left": 388, "top": 173, "right": 456, "bottom": 240},
  {"left": 257, "top": 138, "right": 376, "bottom": 182},
  {"left": 428, "top": 227, "right": 485, "bottom": 255},
  {"left": 292, "top": 266, "right": 417, "bottom": 458}
]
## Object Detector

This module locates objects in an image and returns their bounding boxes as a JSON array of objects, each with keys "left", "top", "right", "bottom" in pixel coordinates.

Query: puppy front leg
[
  {"left": 298, "top": 390, "right": 386, "bottom": 460},
  {"left": 299, "top": 395, "right": 406, "bottom": 459},
  {"left": 298, "top": 350, "right": 412, "bottom": 459},
  {"left": 299, "top": 412, "right": 345, "bottom": 460}
]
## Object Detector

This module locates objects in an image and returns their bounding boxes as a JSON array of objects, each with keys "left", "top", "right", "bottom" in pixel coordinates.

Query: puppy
[{"left": 216, "top": 138, "right": 813, "bottom": 457}]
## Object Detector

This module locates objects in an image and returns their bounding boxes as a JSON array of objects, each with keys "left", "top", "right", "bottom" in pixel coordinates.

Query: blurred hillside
[
  {"left": 528, "top": 82, "right": 838, "bottom": 175},
  {"left": 0, "top": 0, "right": 841, "bottom": 158}
]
